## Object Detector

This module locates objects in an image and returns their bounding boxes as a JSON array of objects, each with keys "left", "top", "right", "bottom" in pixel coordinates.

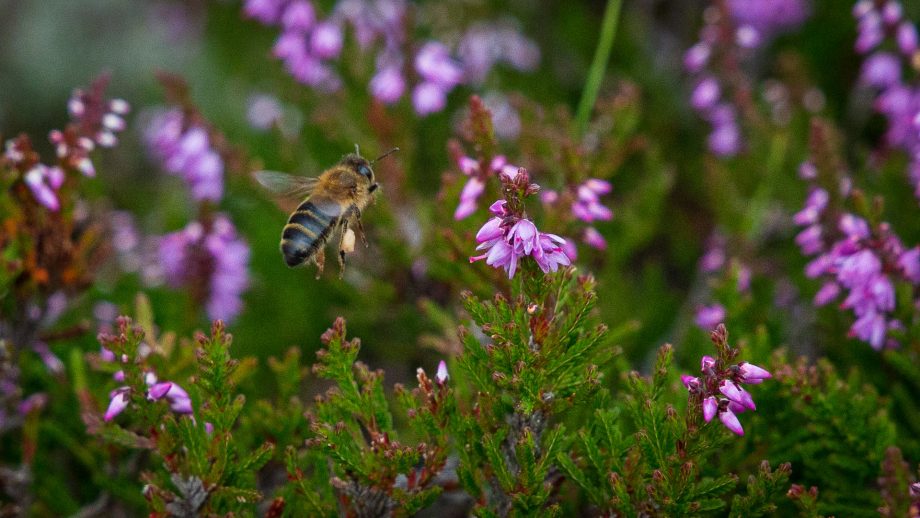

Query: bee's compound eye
[{"left": 358, "top": 165, "right": 372, "bottom": 178}]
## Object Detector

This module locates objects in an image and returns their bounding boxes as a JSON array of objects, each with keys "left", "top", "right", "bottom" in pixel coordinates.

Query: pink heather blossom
[
  {"left": 694, "top": 304, "right": 726, "bottom": 331},
  {"left": 415, "top": 42, "right": 464, "bottom": 89},
  {"left": 104, "top": 389, "right": 131, "bottom": 421},
  {"left": 310, "top": 22, "right": 343, "bottom": 59},
  {"left": 583, "top": 227, "right": 607, "bottom": 250},
  {"left": 23, "top": 165, "right": 63, "bottom": 211},
  {"left": 157, "top": 216, "right": 250, "bottom": 323},
  {"left": 244, "top": 1, "right": 537, "bottom": 117},
  {"left": 702, "top": 396, "right": 718, "bottom": 422},
  {"left": 436, "top": 361, "right": 449, "bottom": 385},
  {"left": 147, "top": 382, "right": 193, "bottom": 414},
  {"left": 470, "top": 207, "right": 571, "bottom": 279},
  {"left": 719, "top": 407, "right": 745, "bottom": 435},
  {"left": 737, "top": 362, "right": 771, "bottom": 384},
  {"left": 412, "top": 82, "right": 447, "bottom": 115},
  {"left": 453, "top": 155, "right": 517, "bottom": 220},
  {"left": 145, "top": 109, "right": 224, "bottom": 202},
  {"left": 571, "top": 179, "right": 613, "bottom": 223},
  {"left": 719, "top": 380, "right": 756, "bottom": 410},
  {"left": 683, "top": 352, "right": 767, "bottom": 437},
  {"left": 369, "top": 66, "right": 405, "bottom": 104}
]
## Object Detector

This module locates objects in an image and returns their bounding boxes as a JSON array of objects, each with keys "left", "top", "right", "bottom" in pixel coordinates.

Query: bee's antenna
[
  {"left": 371, "top": 147, "right": 400, "bottom": 164},
  {"left": 354, "top": 143, "right": 361, "bottom": 156}
]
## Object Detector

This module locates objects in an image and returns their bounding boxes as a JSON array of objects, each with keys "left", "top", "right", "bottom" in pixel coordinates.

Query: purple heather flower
[
  {"left": 470, "top": 209, "right": 570, "bottom": 278},
  {"left": 737, "top": 362, "right": 771, "bottom": 384},
  {"left": 281, "top": 0, "right": 315, "bottom": 32},
  {"left": 814, "top": 282, "right": 841, "bottom": 306},
  {"left": 898, "top": 247, "right": 920, "bottom": 282},
  {"left": 681, "top": 375, "right": 699, "bottom": 389},
  {"left": 719, "top": 407, "right": 744, "bottom": 435},
  {"left": 247, "top": 94, "right": 284, "bottom": 131},
  {"left": 683, "top": 43, "right": 711, "bottom": 73},
  {"left": 243, "top": 0, "right": 283, "bottom": 24},
  {"left": 455, "top": 177, "right": 486, "bottom": 220},
  {"left": 583, "top": 227, "right": 607, "bottom": 250},
  {"left": 310, "top": 22, "right": 343, "bottom": 59},
  {"left": 145, "top": 109, "right": 224, "bottom": 202},
  {"left": 508, "top": 219, "right": 539, "bottom": 255},
  {"left": 571, "top": 179, "right": 614, "bottom": 223},
  {"left": 158, "top": 216, "right": 250, "bottom": 323},
  {"left": 702, "top": 396, "right": 718, "bottom": 422},
  {"left": 694, "top": 304, "right": 726, "bottom": 331},
  {"left": 204, "top": 216, "right": 251, "bottom": 322},
  {"left": 104, "top": 389, "right": 130, "bottom": 421},
  {"left": 416, "top": 42, "right": 464, "bottom": 89},
  {"left": 436, "top": 360, "right": 449, "bottom": 385},
  {"left": 148, "top": 381, "right": 193, "bottom": 414},
  {"left": 457, "top": 22, "right": 540, "bottom": 84},
  {"left": 370, "top": 66, "right": 406, "bottom": 104},
  {"left": 691, "top": 77, "right": 721, "bottom": 110},
  {"left": 23, "top": 165, "right": 64, "bottom": 211},
  {"left": 412, "top": 82, "right": 448, "bottom": 116},
  {"left": 727, "top": 0, "right": 808, "bottom": 44},
  {"left": 897, "top": 22, "right": 918, "bottom": 54},
  {"left": 860, "top": 52, "right": 902, "bottom": 88},
  {"left": 793, "top": 188, "right": 829, "bottom": 225},
  {"left": 453, "top": 155, "right": 517, "bottom": 220},
  {"left": 701, "top": 355, "right": 716, "bottom": 372}
]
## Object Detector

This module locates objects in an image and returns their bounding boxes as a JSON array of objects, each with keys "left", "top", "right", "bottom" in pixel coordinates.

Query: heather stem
[{"left": 575, "top": 0, "right": 622, "bottom": 135}]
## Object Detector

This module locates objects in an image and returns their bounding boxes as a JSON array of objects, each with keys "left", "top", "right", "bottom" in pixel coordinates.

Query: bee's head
[{"left": 341, "top": 154, "right": 375, "bottom": 188}]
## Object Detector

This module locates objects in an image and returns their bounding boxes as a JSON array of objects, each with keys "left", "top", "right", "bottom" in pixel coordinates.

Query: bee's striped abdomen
[{"left": 280, "top": 200, "right": 337, "bottom": 267}]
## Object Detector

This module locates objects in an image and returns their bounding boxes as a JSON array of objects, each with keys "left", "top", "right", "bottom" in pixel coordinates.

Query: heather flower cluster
[
  {"left": 454, "top": 154, "right": 518, "bottom": 220},
  {"left": 684, "top": 1, "right": 808, "bottom": 156},
  {"left": 853, "top": 0, "right": 920, "bottom": 199},
  {"left": 693, "top": 233, "right": 752, "bottom": 330},
  {"left": 97, "top": 320, "right": 193, "bottom": 422},
  {"left": 243, "top": 0, "right": 538, "bottom": 115},
  {"left": 3, "top": 77, "right": 130, "bottom": 211},
  {"left": 157, "top": 215, "right": 250, "bottom": 323},
  {"left": 794, "top": 167, "right": 920, "bottom": 349},
  {"left": 145, "top": 108, "right": 224, "bottom": 202},
  {"left": 143, "top": 96, "right": 250, "bottom": 324},
  {"left": 681, "top": 326, "right": 772, "bottom": 436},
  {"left": 469, "top": 168, "right": 571, "bottom": 278},
  {"left": 541, "top": 178, "right": 614, "bottom": 251}
]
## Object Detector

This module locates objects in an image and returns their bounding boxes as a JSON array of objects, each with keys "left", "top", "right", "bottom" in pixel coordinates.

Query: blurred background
[{"left": 1, "top": 0, "right": 917, "bottom": 391}]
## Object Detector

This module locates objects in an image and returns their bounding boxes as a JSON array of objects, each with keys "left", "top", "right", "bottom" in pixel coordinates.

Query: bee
[{"left": 254, "top": 146, "right": 398, "bottom": 277}]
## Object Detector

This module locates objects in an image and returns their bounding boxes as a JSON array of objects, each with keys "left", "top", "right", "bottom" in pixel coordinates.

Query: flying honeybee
[{"left": 254, "top": 146, "right": 398, "bottom": 277}]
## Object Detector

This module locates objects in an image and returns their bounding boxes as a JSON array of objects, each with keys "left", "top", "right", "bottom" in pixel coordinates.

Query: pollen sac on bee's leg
[
  {"left": 342, "top": 228, "right": 356, "bottom": 254},
  {"left": 314, "top": 250, "right": 326, "bottom": 279}
]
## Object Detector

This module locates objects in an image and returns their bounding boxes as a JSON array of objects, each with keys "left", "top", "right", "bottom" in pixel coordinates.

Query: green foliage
[
  {"left": 91, "top": 316, "right": 273, "bottom": 516},
  {"left": 754, "top": 352, "right": 899, "bottom": 517},
  {"left": 283, "top": 317, "right": 452, "bottom": 517},
  {"left": 451, "top": 266, "right": 613, "bottom": 516}
]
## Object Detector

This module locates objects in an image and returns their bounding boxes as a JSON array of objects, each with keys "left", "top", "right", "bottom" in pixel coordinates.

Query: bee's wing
[{"left": 253, "top": 170, "right": 319, "bottom": 199}]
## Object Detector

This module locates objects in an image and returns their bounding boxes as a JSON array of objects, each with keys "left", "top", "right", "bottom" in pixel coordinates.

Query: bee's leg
[
  {"left": 337, "top": 221, "right": 350, "bottom": 279},
  {"left": 354, "top": 211, "right": 369, "bottom": 248},
  {"left": 314, "top": 250, "right": 325, "bottom": 279}
]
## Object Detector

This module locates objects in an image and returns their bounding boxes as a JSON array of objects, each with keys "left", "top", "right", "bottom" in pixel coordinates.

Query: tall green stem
[{"left": 575, "top": 0, "right": 623, "bottom": 135}]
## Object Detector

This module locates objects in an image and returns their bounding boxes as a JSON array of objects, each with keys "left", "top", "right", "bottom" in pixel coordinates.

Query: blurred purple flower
[
  {"left": 145, "top": 109, "right": 224, "bottom": 202},
  {"left": 147, "top": 381, "right": 193, "bottom": 414},
  {"left": 23, "top": 165, "right": 64, "bottom": 211},
  {"left": 370, "top": 66, "right": 406, "bottom": 104},
  {"left": 436, "top": 360, "right": 449, "bottom": 385},
  {"left": 694, "top": 304, "right": 726, "bottom": 331},
  {"left": 158, "top": 216, "right": 250, "bottom": 323},
  {"left": 571, "top": 179, "right": 613, "bottom": 223},
  {"left": 104, "top": 389, "right": 131, "bottom": 421},
  {"left": 453, "top": 155, "right": 517, "bottom": 220},
  {"left": 457, "top": 22, "right": 540, "bottom": 84}
]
